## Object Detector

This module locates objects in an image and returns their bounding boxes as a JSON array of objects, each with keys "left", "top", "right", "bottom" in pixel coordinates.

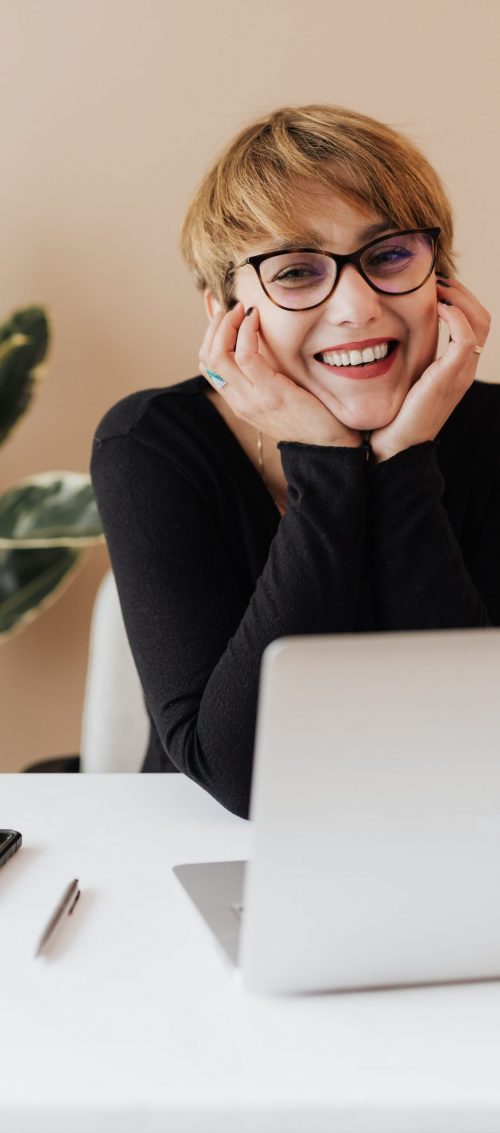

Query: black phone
[{"left": 0, "top": 830, "right": 22, "bottom": 867}]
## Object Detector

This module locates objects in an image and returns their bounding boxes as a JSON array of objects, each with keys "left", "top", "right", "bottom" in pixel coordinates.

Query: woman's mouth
[{"left": 314, "top": 339, "right": 400, "bottom": 380}]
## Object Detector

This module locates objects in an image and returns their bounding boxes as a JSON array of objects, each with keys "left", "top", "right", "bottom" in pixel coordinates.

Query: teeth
[{"left": 320, "top": 341, "right": 391, "bottom": 367}]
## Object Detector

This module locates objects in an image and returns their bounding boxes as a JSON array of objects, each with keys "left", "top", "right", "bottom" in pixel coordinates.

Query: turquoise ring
[{"left": 206, "top": 368, "right": 227, "bottom": 389}]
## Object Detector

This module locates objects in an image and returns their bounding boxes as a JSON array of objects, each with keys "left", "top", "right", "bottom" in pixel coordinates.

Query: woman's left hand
[{"left": 370, "top": 277, "right": 492, "bottom": 463}]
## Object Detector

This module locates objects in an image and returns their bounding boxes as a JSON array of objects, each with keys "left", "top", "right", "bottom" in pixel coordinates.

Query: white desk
[{"left": 2, "top": 774, "right": 500, "bottom": 1133}]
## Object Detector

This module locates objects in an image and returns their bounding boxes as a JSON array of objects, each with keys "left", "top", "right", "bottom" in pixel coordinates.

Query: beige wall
[{"left": 1, "top": 0, "right": 498, "bottom": 770}]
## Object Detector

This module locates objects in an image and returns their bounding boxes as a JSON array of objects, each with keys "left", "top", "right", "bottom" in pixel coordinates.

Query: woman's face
[{"left": 217, "top": 187, "right": 441, "bottom": 431}]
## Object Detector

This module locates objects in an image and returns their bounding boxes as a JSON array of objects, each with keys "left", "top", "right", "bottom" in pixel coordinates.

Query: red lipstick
[
  {"left": 315, "top": 340, "right": 400, "bottom": 380},
  {"left": 318, "top": 336, "right": 398, "bottom": 352}
]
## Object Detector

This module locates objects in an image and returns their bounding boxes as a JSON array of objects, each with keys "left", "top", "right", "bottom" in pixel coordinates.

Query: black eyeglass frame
[{"left": 228, "top": 227, "right": 442, "bottom": 311}]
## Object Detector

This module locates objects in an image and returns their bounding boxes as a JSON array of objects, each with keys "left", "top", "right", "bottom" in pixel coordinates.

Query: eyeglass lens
[{"left": 260, "top": 233, "right": 435, "bottom": 309}]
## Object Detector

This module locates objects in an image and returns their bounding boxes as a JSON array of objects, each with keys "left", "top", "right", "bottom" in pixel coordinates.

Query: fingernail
[
  {"left": 245, "top": 307, "right": 254, "bottom": 318},
  {"left": 437, "top": 273, "right": 450, "bottom": 279},
  {"left": 439, "top": 299, "right": 453, "bottom": 306},
  {"left": 437, "top": 280, "right": 452, "bottom": 288}
]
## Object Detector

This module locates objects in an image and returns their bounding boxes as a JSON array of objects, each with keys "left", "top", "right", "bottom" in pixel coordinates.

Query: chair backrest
[{"left": 80, "top": 570, "right": 149, "bottom": 772}]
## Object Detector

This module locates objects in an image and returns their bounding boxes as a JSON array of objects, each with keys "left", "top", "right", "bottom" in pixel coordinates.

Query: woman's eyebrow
[
  {"left": 269, "top": 219, "right": 397, "bottom": 252},
  {"left": 359, "top": 218, "right": 398, "bottom": 240}
]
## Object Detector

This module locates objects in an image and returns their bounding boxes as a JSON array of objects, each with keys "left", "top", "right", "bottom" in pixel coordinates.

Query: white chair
[{"left": 80, "top": 570, "right": 149, "bottom": 772}]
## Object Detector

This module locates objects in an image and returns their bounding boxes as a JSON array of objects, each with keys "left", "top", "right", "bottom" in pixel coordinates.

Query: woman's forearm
[
  {"left": 367, "top": 441, "right": 495, "bottom": 630},
  {"left": 91, "top": 434, "right": 369, "bottom": 818}
]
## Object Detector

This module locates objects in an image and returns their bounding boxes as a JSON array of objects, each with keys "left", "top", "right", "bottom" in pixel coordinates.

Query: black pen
[{"left": 34, "top": 879, "right": 81, "bottom": 957}]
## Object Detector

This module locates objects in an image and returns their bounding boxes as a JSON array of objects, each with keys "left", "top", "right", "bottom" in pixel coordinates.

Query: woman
[{"left": 91, "top": 104, "right": 494, "bottom": 819}]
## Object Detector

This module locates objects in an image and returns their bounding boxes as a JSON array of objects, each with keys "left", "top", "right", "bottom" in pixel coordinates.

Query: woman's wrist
[
  {"left": 303, "top": 440, "right": 363, "bottom": 448},
  {"left": 371, "top": 438, "right": 435, "bottom": 464}
]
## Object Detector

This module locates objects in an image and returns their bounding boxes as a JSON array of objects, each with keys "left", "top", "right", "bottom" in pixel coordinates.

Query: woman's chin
[
  {"left": 339, "top": 410, "right": 401, "bottom": 432},
  {"left": 336, "top": 390, "right": 408, "bottom": 433},
  {"left": 307, "top": 373, "right": 411, "bottom": 432}
]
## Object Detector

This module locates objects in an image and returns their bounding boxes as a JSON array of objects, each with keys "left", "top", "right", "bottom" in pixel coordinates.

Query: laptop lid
[{"left": 239, "top": 628, "right": 500, "bottom": 994}]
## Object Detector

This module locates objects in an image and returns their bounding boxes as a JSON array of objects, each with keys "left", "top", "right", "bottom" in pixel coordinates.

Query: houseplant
[{"left": 0, "top": 305, "right": 103, "bottom": 641}]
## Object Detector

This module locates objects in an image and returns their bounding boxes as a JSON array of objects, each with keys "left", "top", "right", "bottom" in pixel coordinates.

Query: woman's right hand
[{"left": 198, "top": 302, "right": 362, "bottom": 448}]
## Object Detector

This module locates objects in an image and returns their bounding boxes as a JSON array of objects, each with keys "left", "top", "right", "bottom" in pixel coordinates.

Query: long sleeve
[
  {"left": 90, "top": 430, "right": 368, "bottom": 818},
  {"left": 367, "top": 440, "right": 500, "bottom": 628}
]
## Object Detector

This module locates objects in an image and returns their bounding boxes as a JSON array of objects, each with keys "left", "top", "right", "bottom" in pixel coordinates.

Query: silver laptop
[{"left": 174, "top": 628, "right": 500, "bottom": 995}]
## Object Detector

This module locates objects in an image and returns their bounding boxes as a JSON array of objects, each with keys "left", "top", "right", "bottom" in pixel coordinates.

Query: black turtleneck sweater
[{"left": 90, "top": 375, "right": 500, "bottom": 818}]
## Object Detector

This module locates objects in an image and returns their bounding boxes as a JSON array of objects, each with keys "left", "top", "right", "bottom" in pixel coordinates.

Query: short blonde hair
[{"left": 179, "top": 103, "right": 457, "bottom": 311}]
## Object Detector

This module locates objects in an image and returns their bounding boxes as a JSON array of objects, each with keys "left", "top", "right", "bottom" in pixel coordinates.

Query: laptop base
[{"left": 173, "top": 860, "right": 245, "bottom": 964}]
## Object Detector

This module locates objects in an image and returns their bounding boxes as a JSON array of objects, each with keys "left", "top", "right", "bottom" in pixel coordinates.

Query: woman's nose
[{"left": 323, "top": 263, "right": 384, "bottom": 320}]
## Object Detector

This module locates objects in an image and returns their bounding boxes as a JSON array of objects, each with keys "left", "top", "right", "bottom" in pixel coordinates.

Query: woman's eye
[
  {"left": 274, "top": 269, "right": 317, "bottom": 284},
  {"left": 368, "top": 249, "right": 411, "bottom": 266}
]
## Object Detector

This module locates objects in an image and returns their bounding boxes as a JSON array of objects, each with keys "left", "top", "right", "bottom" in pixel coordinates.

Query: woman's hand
[
  {"left": 199, "top": 302, "right": 362, "bottom": 448},
  {"left": 370, "top": 278, "right": 492, "bottom": 463}
]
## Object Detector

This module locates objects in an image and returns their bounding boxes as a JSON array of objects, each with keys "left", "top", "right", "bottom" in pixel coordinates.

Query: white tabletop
[{"left": 2, "top": 774, "right": 500, "bottom": 1133}]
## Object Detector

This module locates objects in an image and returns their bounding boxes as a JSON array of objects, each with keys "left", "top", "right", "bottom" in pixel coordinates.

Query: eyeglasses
[{"left": 228, "top": 227, "right": 441, "bottom": 311}]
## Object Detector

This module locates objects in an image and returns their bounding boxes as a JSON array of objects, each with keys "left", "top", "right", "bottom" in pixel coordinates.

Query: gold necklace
[{"left": 256, "top": 430, "right": 286, "bottom": 515}]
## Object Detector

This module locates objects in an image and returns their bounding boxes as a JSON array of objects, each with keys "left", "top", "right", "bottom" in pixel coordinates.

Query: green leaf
[
  {"left": 0, "top": 545, "right": 82, "bottom": 638},
  {"left": 0, "top": 306, "right": 50, "bottom": 445},
  {"left": 0, "top": 306, "right": 48, "bottom": 360},
  {"left": 0, "top": 471, "right": 104, "bottom": 547}
]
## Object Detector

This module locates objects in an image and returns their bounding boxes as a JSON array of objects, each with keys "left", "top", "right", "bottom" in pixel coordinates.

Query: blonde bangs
[{"left": 179, "top": 104, "right": 457, "bottom": 310}]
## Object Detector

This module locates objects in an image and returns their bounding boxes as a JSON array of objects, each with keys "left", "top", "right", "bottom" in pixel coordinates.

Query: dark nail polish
[
  {"left": 440, "top": 299, "right": 453, "bottom": 306},
  {"left": 437, "top": 280, "right": 452, "bottom": 288},
  {"left": 245, "top": 307, "right": 254, "bottom": 317},
  {"left": 437, "top": 273, "right": 450, "bottom": 279}
]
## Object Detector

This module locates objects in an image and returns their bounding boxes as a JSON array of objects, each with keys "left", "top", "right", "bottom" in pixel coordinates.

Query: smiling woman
[{"left": 91, "top": 104, "right": 496, "bottom": 819}]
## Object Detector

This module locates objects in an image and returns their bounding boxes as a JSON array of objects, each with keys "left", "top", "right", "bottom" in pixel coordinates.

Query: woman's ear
[{"left": 203, "top": 289, "right": 223, "bottom": 320}]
